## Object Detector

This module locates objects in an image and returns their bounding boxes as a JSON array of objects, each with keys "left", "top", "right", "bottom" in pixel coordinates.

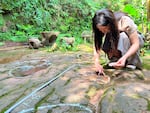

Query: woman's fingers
[{"left": 109, "top": 61, "right": 124, "bottom": 68}]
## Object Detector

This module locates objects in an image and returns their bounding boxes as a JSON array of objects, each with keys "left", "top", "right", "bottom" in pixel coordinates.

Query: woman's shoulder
[
  {"left": 114, "top": 11, "right": 127, "bottom": 21},
  {"left": 119, "top": 15, "right": 133, "bottom": 22},
  {"left": 118, "top": 16, "right": 137, "bottom": 34}
]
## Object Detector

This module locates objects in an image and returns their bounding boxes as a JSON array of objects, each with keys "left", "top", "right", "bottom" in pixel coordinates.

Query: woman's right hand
[
  {"left": 95, "top": 63, "right": 104, "bottom": 74},
  {"left": 94, "top": 49, "right": 104, "bottom": 74}
]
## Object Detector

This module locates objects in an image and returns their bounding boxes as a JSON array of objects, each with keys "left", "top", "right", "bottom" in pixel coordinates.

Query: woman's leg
[{"left": 117, "top": 32, "right": 142, "bottom": 69}]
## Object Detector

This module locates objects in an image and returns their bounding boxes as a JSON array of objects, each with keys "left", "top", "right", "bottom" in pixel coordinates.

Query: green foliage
[
  {"left": 142, "top": 58, "right": 150, "bottom": 70},
  {"left": 124, "top": 4, "right": 140, "bottom": 20},
  {"left": 123, "top": 4, "right": 144, "bottom": 25},
  {"left": 0, "top": 42, "right": 4, "bottom": 46},
  {"left": 0, "top": 31, "right": 26, "bottom": 42},
  {"left": 55, "top": 33, "right": 80, "bottom": 51},
  {"left": 0, "top": 32, "right": 11, "bottom": 41},
  {"left": 9, "top": 36, "right": 27, "bottom": 42},
  {"left": 0, "top": 0, "right": 148, "bottom": 50},
  {"left": 0, "top": 23, "right": 41, "bottom": 42},
  {"left": 0, "top": 0, "right": 98, "bottom": 43},
  {"left": 0, "top": 15, "right": 4, "bottom": 26}
]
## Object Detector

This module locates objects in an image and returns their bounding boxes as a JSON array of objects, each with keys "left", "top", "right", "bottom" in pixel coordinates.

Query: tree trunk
[{"left": 147, "top": 0, "right": 150, "bottom": 21}]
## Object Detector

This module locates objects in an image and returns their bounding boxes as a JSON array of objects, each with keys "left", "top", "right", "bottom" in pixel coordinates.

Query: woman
[{"left": 92, "top": 9, "right": 144, "bottom": 75}]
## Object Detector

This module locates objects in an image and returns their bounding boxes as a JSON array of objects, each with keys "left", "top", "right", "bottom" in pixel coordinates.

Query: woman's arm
[
  {"left": 94, "top": 48, "right": 104, "bottom": 73},
  {"left": 114, "top": 16, "right": 139, "bottom": 68},
  {"left": 115, "top": 31, "right": 139, "bottom": 67}
]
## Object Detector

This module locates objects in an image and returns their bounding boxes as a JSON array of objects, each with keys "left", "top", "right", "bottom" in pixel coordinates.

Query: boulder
[
  {"left": 61, "top": 37, "right": 75, "bottom": 46},
  {"left": 28, "top": 38, "right": 42, "bottom": 49},
  {"left": 41, "top": 31, "right": 60, "bottom": 46},
  {"left": 81, "top": 31, "right": 92, "bottom": 43}
]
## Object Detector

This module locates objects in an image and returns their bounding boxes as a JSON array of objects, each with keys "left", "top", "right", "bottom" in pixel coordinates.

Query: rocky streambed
[{"left": 0, "top": 46, "right": 150, "bottom": 113}]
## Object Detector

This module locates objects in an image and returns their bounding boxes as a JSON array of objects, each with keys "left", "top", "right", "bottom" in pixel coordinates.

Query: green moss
[
  {"left": 0, "top": 83, "right": 27, "bottom": 99},
  {"left": 86, "top": 86, "right": 97, "bottom": 97},
  {"left": 60, "top": 96, "right": 66, "bottom": 103},
  {"left": 107, "top": 88, "right": 116, "bottom": 102},
  {"left": 64, "top": 78, "right": 71, "bottom": 86},
  {"left": 147, "top": 99, "right": 150, "bottom": 111},
  {"left": 34, "top": 88, "right": 55, "bottom": 112},
  {"left": 142, "top": 52, "right": 150, "bottom": 70},
  {"left": 138, "top": 95, "right": 150, "bottom": 111},
  {"left": 0, "top": 87, "right": 28, "bottom": 113},
  {"left": 142, "top": 62, "right": 150, "bottom": 70}
]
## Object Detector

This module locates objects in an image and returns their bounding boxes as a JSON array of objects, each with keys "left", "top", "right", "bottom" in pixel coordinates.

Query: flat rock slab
[
  {"left": 0, "top": 49, "right": 150, "bottom": 113},
  {"left": 99, "top": 82, "right": 150, "bottom": 113}
]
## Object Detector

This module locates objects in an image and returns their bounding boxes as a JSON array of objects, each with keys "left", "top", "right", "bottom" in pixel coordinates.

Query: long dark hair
[{"left": 92, "top": 9, "right": 119, "bottom": 53}]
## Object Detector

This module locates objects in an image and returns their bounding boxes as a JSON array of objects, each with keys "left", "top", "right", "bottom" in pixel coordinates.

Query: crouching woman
[{"left": 92, "top": 9, "right": 144, "bottom": 74}]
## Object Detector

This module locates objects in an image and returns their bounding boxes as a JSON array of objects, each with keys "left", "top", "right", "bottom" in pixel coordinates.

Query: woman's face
[{"left": 96, "top": 25, "right": 110, "bottom": 34}]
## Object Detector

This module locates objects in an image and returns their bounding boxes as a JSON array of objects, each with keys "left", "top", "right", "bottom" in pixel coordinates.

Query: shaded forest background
[{"left": 0, "top": 0, "right": 149, "bottom": 49}]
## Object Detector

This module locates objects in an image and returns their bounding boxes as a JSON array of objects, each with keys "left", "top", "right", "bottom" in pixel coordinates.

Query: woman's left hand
[{"left": 113, "top": 56, "right": 127, "bottom": 68}]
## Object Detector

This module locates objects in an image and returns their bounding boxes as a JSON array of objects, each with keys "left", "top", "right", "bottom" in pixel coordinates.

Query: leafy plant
[
  {"left": 0, "top": 42, "right": 4, "bottom": 46},
  {"left": 0, "top": 0, "right": 148, "bottom": 48},
  {"left": 55, "top": 33, "right": 77, "bottom": 51},
  {"left": 123, "top": 4, "right": 141, "bottom": 24},
  {"left": 0, "top": 32, "right": 11, "bottom": 41},
  {"left": 0, "top": 14, "right": 4, "bottom": 26}
]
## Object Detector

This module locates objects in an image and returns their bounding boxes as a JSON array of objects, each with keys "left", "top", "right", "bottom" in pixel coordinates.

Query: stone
[
  {"left": 41, "top": 31, "right": 60, "bottom": 46},
  {"left": 81, "top": 31, "right": 92, "bottom": 43},
  {"left": 61, "top": 37, "right": 75, "bottom": 46},
  {"left": 99, "top": 83, "right": 150, "bottom": 113},
  {"left": 28, "top": 38, "right": 42, "bottom": 49}
]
